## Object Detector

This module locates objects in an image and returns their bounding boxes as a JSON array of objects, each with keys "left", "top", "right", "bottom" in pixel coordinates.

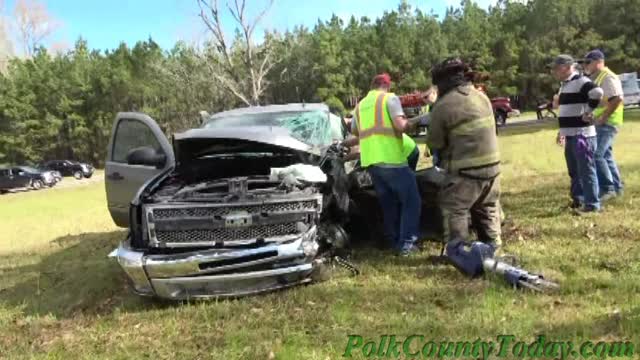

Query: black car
[
  {"left": 40, "top": 160, "right": 94, "bottom": 179},
  {"left": 0, "top": 166, "right": 57, "bottom": 192}
]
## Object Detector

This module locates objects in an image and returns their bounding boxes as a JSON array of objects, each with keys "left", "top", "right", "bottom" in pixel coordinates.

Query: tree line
[{"left": 1, "top": 0, "right": 639, "bottom": 167}]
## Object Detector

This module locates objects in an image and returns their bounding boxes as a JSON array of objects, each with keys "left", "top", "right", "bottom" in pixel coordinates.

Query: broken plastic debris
[{"left": 270, "top": 164, "right": 327, "bottom": 183}]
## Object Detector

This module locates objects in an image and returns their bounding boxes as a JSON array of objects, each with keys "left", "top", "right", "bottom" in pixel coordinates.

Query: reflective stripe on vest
[
  {"left": 356, "top": 92, "right": 402, "bottom": 139},
  {"left": 594, "top": 67, "right": 624, "bottom": 125}
]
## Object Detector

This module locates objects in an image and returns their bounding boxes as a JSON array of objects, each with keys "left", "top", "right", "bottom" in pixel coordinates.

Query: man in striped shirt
[{"left": 551, "top": 54, "right": 604, "bottom": 213}]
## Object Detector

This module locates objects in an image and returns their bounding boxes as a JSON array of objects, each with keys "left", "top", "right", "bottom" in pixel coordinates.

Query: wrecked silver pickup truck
[
  {"left": 105, "top": 103, "right": 444, "bottom": 300},
  {"left": 106, "top": 104, "right": 359, "bottom": 300}
]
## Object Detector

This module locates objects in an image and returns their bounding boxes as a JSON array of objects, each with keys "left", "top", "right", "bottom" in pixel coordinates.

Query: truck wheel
[
  {"left": 495, "top": 111, "right": 507, "bottom": 127},
  {"left": 73, "top": 171, "right": 83, "bottom": 180},
  {"left": 31, "top": 180, "right": 43, "bottom": 190}
]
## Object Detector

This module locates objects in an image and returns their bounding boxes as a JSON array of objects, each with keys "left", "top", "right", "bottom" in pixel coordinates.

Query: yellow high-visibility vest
[
  {"left": 355, "top": 90, "right": 405, "bottom": 167},
  {"left": 594, "top": 67, "right": 623, "bottom": 126}
]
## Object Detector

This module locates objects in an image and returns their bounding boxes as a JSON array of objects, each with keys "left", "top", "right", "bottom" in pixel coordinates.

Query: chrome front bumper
[{"left": 109, "top": 226, "right": 320, "bottom": 300}]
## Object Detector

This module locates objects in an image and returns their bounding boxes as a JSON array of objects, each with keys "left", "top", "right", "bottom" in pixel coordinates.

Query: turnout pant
[{"left": 440, "top": 174, "right": 501, "bottom": 247}]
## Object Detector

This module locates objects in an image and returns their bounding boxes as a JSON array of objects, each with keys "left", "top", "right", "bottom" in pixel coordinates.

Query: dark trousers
[{"left": 367, "top": 165, "right": 421, "bottom": 251}]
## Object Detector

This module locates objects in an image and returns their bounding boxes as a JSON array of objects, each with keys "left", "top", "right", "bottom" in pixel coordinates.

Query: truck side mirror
[{"left": 126, "top": 146, "right": 166, "bottom": 169}]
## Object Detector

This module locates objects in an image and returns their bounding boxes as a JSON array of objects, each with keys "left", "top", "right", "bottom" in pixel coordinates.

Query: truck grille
[
  {"left": 155, "top": 223, "right": 299, "bottom": 244},
  {"left": 152, "top": 200, "right": 319, "bottom": 219},
  {"left": 146, "top": 197, "right": 321, "bottom": 247}
]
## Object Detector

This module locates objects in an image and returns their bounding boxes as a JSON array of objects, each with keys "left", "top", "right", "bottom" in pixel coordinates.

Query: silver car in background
[{"left": 620, "top": 72, "right": 640, "bottom": 107}]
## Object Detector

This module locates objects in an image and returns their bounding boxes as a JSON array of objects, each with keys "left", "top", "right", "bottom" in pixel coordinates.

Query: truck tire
[{"left": 73, "top": 171, "right": 83, "bottom": 180}]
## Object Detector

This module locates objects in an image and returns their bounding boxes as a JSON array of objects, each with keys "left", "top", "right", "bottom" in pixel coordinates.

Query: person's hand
[
  {"left": 582, "top": 112, "right": 594, "bottom": 123},
  {"left": 595, "top": 115, "right": 607, "bottom": 125},
  {"left": 556, "top": 132, "right": 565, "bottom": 146}
]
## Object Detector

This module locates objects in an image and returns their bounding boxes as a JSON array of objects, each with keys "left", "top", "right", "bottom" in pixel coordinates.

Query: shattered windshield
[{"left": 203, "top": 110, "right": 340, "bottom": 147}]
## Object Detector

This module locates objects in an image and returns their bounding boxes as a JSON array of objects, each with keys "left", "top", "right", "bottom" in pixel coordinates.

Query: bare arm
[
  {"left": 341, "top": 135, "right": 359, "bottom": 148},
  {"left": 384, "top": 95, "right": 410, "bottom": 133},
  {"left": 603, "top": 96, "right": 623, "bottom": 116},
  {"left": 391, "top": 115, "right": 409, "bottom": 132}
]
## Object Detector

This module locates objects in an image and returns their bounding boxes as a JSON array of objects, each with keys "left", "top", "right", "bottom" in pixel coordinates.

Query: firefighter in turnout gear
[
  {"left": 342, "top": 73, "right": 421, "bottom": 256},
  {"left": 427, "top": 58, "right": 502, "bottom": 249}
]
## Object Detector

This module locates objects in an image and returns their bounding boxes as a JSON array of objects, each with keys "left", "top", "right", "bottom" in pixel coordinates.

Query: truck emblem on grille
[{"left": 224, "top": 211, "right": 252, "bottom": 228}]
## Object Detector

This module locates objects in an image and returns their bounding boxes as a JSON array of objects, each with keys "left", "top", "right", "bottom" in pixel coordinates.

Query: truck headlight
[
  {"left": 302, "top": 238, "right": 319, "bottom": 257},
  {"left": 299, "top": 226, "right": 319, "bottom": 257}
]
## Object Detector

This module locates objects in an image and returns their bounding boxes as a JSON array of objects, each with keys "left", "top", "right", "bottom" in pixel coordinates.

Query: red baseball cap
[{"left": 373, "top": 73, "right": 392, "bottom": 87}]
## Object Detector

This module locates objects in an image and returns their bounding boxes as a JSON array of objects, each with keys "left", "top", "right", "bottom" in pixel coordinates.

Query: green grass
[{"left": 1, "top": 119, "right": 640, "bottom": 359}]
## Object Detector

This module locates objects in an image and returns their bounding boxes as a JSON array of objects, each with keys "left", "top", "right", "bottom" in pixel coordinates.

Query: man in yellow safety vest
[
  {"left": 582, "top": 49, "right": 624, "bottom": 200},
  {"left": 343, "top": 115, "right": 419, "bottom": 170},
  {"left": 341, "top": 73, "right": 421, "bottom": 256}
]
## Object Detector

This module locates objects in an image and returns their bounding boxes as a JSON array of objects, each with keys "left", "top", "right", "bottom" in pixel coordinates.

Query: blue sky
[{"left": 5, "top": 0, "right": 496, "bottom": 52}]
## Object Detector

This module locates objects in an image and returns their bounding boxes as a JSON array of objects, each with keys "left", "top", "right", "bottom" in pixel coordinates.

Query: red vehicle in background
[
  {"left": 490, "top": 96, "right": 519, "bottom": 127},
  {"left": 398, "top": 86, "right": 519, "bottom": 130},
  {"left": 475, "top": 84, "right": 520, "bottom": 127}
]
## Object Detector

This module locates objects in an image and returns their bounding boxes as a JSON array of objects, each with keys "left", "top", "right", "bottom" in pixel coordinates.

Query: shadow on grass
[
  {"left": 0, "top": 231, "right": 177, "bottom": 318},
  {"left": 544, "top": 306, "right": 640, "bottom": 340},
  {"left": 497, "top": 118, "right": 558, "bottom": 137}
]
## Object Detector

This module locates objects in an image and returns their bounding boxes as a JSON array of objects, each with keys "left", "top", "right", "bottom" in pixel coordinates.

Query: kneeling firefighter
[{"left": 426, "top": 58, "right": 502, "bottom": 249}]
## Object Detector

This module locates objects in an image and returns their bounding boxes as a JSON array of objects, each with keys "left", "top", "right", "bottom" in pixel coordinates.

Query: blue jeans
[
  {"left": 595, "top": 124, "right": 623, "bottom": 194},
  {"left": 407, "top": 147, "right": 420, "bottom": 171},
  {"left": 564, "top": 135, "right": 600, "bottom": 210},
  {"left": 367, "top": 165, "right": 421, "bottom": 251}
]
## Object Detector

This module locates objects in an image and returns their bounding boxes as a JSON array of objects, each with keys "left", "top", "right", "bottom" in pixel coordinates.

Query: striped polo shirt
[{"left": 557, "top": 72, "right": 603, "bottom": 137}]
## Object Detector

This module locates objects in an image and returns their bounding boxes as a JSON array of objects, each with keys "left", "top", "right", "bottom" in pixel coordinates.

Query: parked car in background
[
  {"left": 40, "top": 160, "right": 94, "bottom": 179},
  {"left": 0, "top": 166, "right": 57, "bottom": 192},
  {"left": 49, "top": 170, "right": 63, "bottom": 183},
  {"left": 620, "top": 72, "right": 640, "bottom": 107}
]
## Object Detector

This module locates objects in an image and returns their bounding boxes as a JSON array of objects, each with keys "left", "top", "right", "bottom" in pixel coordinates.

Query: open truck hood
[{"left": 173, "top": 126, "right": 323, "bottom": 169}]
